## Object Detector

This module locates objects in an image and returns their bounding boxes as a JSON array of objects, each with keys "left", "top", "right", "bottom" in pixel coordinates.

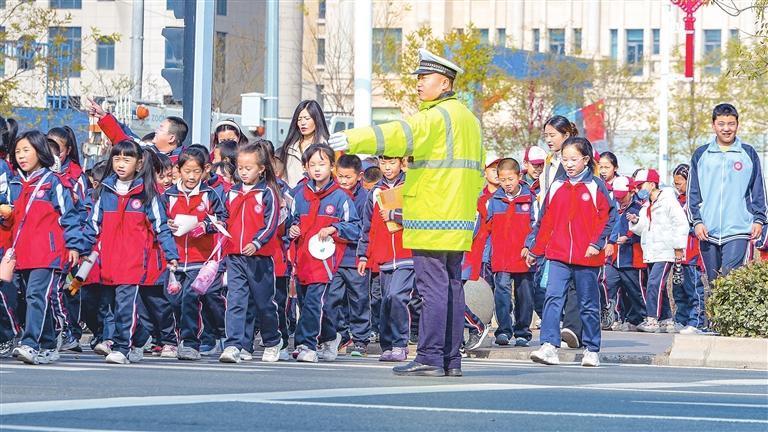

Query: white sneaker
[
  {"left": 637, "top": 317, "right": 660, "bottom": 333},
  {"left": 530, "top": 342, "right": 560, "bottom": 365},
  {"left": 106, "top": 351, "right": 129, "bottom": 364},
  {"left": 240, "top": 349, "right": 253, "bottom": 361},
  {"left": 560, "top": 328, "right": 580, "bottom": 348},
  {"left": 658, "top": 319, "right": 680, "bottom": 333},
  {"left": 160, "top": 345, "right": 178, "bottom": 358},
  {"left": 581, "top": 350, "right": 600, "bottom": 367},
  {"left": 261, "top": 342, "right": 281, "bottom": 362},
  {"left": 37, "top": 349, "right": 59, "bottom": 364},
  {"left": 219, "top": 346, "right": 241, "bottom": 363},
  {"left": 320, "top": 333, "right": 342, "bottom": 362},
  {"left": 15, "top": 345, "right": 39, "bottom": 365},
  {"left": 278, "top": 348, "right": 290, "bottom": 361},
  {"left": 296, "top": 345, "right": 318, "bottom": 363},
  {"left": 93, "top": 340, "right": 113, "bottom": 356},
  {"left": 128, "top": 347, "right": 143, "bottom": 363},
  {"left": 679, "top": 325, "right": 703, "bottom": 335}
]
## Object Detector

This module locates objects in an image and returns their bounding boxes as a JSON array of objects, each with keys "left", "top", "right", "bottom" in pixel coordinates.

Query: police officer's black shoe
[
  {"left": 444, "top": 368, "right": 463, "bottom": 377},
  {"left": 392, "top": 361, "right": 444, "bottom": 377}
]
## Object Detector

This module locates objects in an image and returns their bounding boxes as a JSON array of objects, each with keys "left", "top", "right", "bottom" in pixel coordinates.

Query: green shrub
[{"left": 706, "top": 260, "right": 768, "bottom": 338}]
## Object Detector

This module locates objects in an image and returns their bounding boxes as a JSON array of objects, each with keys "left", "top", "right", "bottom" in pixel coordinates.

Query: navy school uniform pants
[
  {"left": 604, "top": 265, "right": 647, "bottom": 325},
  {"left": 493, "top": 271, "right": 534, "bottom": 340},
  {"left": 700, "top": 239, "right": 750, "bottom": 283},
  {"left": 645, "top": 262, "right": 673, "bottom": 321},
  {"left": 61, "top": 287, "right": 83, "bottom": 339},
  {"left": 199, "top": 270, "right": 227, "bottom": 347},
  {"left": 0, "top": 280, "right": 21, "bottom": 342},
  {"left": 138, "top": 284, "right": 176, "bottom": 346},
  {"left": 540, "top": 261, "right": 601, "bottom": 352},
  {"left": 673, "top": 263, "right": 706, "bottom": 328},
  {"left": 224, "top": 255, "right": 281, "bottom": 350},
  {"left": 103, "top": 285, "right": 151, "bottom": 356},
  {"left": 329, "top": 267, "right": 371, "bottom": 344},
  {"left": 175, "top": 268, "right": 205, "bottom": 350},
  {"left": 273, "top": 276, "right": 289, "bottom": 348},
  {"left": 539, "top": 260, "right": 582, "bottom": 341},
  {"left": 80, "top": 284, "right": 115, "bottom": 344},
  {"left": 18, "top": 269, "right": 61, "bottom": 350},
  {"left": 413, "top": 250, "right": 464, "bottom": 370},
  {"left": 379, "top": 267, "right": 415, "bottom": 351},
  {"left": 369, "top": 272, "right": 382, "bottom": 335},
  {"left": 295, "top": 282, "right": 337, "bottom": 351}
]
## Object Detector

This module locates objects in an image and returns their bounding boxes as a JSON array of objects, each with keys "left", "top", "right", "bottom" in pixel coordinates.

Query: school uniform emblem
[
  {"left": 325, "top": 204, "right": 335, "bottom": 215},
  {"left": 581, "top": 192, "right": 591, "bottom": 202},
  {"left": 734, "top": 161, "right": 743, "bottom": 171},
  {"left": 130, "top": 199, "right": 142, "bottom": 210},
  {"left": 35, "top": 190, "right": 46, "bottom": 198},
  {"left": 254, "top": 204, "right": 264, "bottom": 214},
  {"left": 521, "top": 203, "right": 530, "bottom": 211},
  {"left": 196, "top": 203, "right": 206, "bottom": 212}
]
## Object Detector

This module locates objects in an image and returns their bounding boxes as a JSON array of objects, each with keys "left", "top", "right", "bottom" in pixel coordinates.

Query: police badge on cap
[{"left": 411, "top": 48, "right": 464, "bottom": 80}]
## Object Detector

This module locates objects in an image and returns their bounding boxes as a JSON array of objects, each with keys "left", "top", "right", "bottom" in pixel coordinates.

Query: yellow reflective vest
[{"left": 344, "top": 95, "right": 485, "bottom": 251}]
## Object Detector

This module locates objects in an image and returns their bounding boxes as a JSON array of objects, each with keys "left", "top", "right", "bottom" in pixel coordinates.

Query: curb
[
  {"left": 467, "top": 347, "right": 662, "bottom": 365},
  {"left": 667, "top": 334, "right": 768, "bottom": 370}
]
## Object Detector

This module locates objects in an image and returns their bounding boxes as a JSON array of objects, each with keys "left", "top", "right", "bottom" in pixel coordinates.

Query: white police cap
[{"left": 411, "top": 48, "right": 464, "bottom": 80}]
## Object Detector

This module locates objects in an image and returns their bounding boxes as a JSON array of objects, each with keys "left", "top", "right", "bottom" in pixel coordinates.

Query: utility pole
[
  {"left": 190, "top": 0, "right": 214, "bottom": 146},
  {"left": 353, "top": 0, "right": 372, "bottom": 128},
  {"left": 265, "top": 0, "right": 280, "bottom": 146},
  {"left": 130, "top": 0, "right": 144, "bottom": 101},
  {"left": 659, "top": 2, "right": 672, "bottom": 182}
]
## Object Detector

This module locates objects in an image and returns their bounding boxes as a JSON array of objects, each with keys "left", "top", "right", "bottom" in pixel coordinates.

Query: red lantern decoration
[{"left": 671, "top": 0, "right": 705, "bottom": 78}]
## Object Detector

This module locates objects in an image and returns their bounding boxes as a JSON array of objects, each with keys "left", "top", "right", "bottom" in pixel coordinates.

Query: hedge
[{"left": 706, "top": 260, "right": 768, "bottom": 338}]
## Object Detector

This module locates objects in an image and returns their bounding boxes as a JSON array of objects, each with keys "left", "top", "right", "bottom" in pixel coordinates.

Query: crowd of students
[{"left": 0, "top": 101, "right": 762, "bottom": 368}]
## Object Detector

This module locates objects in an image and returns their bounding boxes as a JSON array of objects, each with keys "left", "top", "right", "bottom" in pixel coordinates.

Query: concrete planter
[{"left": 666, "top": 334, "right": 768, "bottom": 370}]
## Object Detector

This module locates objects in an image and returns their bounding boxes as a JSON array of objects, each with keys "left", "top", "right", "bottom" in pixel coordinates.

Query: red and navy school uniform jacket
[
  {"left": 0, "top": 159, "right": 15, "bottom": 255},
  {"left": 488, "top": 184, "right": 535, "bottom": 274},
  {"left": 7, "top": 169, "right": 85, "bottom": 270},
  {"left": 608, "top": 196, "right": 645, "bottom": 269},
  {"left": 357, "top": 173, "right": 411, "bottom": 272},
  {"left": 271, "top": 177, "right": 293, "bottom": 277},
  {"left": 163, "top": 181, "right": 228, "bottom": 270},
  {"left": 83, "top": 174, "right": 179, "bottom": 285},
  {"left": 527, "top": 169, "right": 617, "bottom": 267},
  {"left": 208, "top": 173, "right": 232, "bottom": 199},
  {"left": 224, "top": 180, "right": 279, "bottom": 258},
  {"left": 676, "top": 192, "right": 702, "bottom": 268},
  {"left": 290, "top": 179, "right": 360, "bottom": 285},
  {"left": 337, "top": 181, "right": 366, "bottom": 269},
  {"left": 461, "top": 188, "right": 494, "bottom": 281},
  {"left": 98, "top": 113, "right": 184, "bottom": 163},
  {"left": 60, "top": 159, "right": 88, "bottom": 203}
]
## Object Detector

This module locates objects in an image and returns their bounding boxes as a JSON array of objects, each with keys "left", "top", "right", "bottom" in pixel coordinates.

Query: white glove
[{"left": 328, "top": 132, "right": 349, "bottom": 152}]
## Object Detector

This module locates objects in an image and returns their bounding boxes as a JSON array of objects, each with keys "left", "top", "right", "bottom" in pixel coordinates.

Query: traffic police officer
[{"left": 329, "top": 49, "right": 485, "bottom": 376}]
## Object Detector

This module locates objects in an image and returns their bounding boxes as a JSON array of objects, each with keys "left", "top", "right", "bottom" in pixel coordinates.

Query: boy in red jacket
[
  {"left": 357, "top": 155, "right": 412, "bottom": 362},
  {"left": 487, "top": 158, "right": 536, "bottom": 347}
]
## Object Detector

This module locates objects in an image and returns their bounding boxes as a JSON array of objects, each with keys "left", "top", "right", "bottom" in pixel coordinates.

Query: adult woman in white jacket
[{"left": 628, "top": 169, "right": 689, "bottom": 333}]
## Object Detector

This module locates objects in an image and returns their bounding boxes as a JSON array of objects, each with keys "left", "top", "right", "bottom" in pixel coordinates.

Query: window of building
[
  {"left": 50, "top": 0, "right": 81, "bottom": 8},
  {"left": 730, "top": 28, "right": 739, "bottom": 41},
  {"left": 625, "top": 29, "right": 643, "bottom": 75},
  {"left": 49, "top": 26, "right": 82, "bottom": 78},
  {"left": 372, "top": 28, "right": 402, "bottom": 73},
  {"left": 548, "top": 28, "right": 565, "bottom": 55},
  {"left": 610, "top": 29, "right": 617, "bottom": 60},
  {"left": 216, "top": 0, "right": 227, "bottom": 16},
  {"left": 704, "top": 29, "right": 722, "bottom": 75},
  {"left": 0, "top": 0, "right": 6, "bottom": 8},
  {"left": 316, "top": 37, "right": 325, "bottom": 66},
  {"left": 214, "top": 31, "right": 226, "bottom": 82},
  {"left": 532, "top": 28, "right": 540, "bottom": 52},
  {"left": 572, "top": 28, "right": 582, "bottom": 54},
  {"left": 479, "top": 29, "right": 489, "bottom": 44},
  {"left": 96, "top": 39, "right": 115, "bottom": 70},
  {"left": 17, "top": 36, "right": 35, "bottom": 71},
  {"left": 652, "top": 28, "right": 660, "bottom": 55},
  {"left": 319, "top": 0, "right": 326, "bottom": 20},
  {"left": 496, "top": 28, "right": 506, "bottom": 47}
]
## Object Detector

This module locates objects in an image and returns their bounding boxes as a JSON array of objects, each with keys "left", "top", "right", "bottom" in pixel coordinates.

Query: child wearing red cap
[{"left": 627, "top": 169, "right": 689, "bottom": 333}]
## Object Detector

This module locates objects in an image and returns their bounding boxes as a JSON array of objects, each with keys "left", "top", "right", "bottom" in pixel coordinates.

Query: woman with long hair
[{"left": 279, "top": 100, "right": 329, "bottom": 188}]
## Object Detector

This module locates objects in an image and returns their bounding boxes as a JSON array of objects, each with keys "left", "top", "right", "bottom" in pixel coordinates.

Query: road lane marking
[
  {"left": 249, "top": 399, "right": 768, "bottom": 424},
  {"left": 0, "top": 425, "right": 148, "bottom": 432},
  {"left": 634, "top": 400, "right": 768, "bottom": 408}
]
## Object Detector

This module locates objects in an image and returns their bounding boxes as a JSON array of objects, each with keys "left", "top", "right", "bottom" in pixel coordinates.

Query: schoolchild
[{"left": 527, "top": 137, "right": 617, "bottom": 367}]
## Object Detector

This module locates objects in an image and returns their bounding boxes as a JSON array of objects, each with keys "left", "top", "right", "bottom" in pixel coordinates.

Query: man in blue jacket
[{"left": 687, "top": 103, "right": 766, "bottom": 282}]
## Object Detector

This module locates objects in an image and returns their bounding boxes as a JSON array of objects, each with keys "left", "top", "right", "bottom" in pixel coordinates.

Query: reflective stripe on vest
[
  {"left": 403, "top": 219, "right": 475, "bottom": 231},
  {"left": 396, "top": 120, "right": 415, "bottom": 156}
]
